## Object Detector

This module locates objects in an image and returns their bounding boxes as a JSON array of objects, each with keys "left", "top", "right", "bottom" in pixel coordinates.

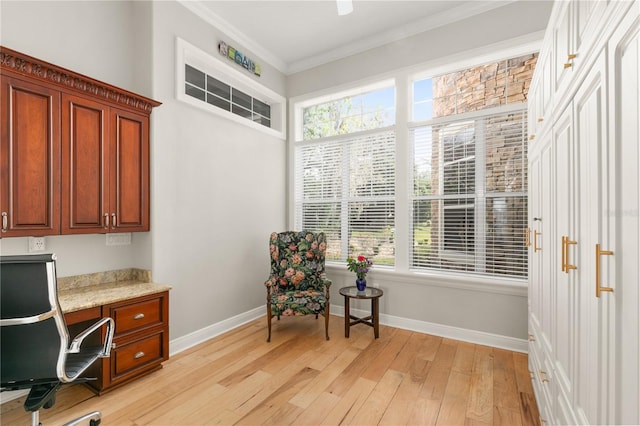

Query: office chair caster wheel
[{"left": 43, "top": 394, "right": 56, "bottom": 409}]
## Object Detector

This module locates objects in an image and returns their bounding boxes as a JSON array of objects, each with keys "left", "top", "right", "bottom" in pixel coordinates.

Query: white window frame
[{"left": 175, "top": 37, "right": 286, "bottom": 140}]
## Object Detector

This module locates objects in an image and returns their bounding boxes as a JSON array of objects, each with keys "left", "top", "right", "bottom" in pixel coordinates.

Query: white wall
[
  {"left": 287, "top": 0, "right": 553, "bottom": 342},
  {"left": 0, "top": 0, "right": 288, "bottom": 342},
  {"left": 149, "top": 1, "right": 286, "bottom": 339}
]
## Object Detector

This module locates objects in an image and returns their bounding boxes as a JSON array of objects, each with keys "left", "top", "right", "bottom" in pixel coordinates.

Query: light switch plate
[{"left": 106, "top": 233, "right": 132, "bottom": 246}]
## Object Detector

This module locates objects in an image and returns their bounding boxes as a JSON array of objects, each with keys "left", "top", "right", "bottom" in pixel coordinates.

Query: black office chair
[{"left": 0, "top": 254, "right": 115, "bottom": 426}]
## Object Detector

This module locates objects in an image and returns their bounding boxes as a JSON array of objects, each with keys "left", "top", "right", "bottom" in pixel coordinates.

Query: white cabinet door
[
  {"left": 552, "top": 103, "right": 578, "bottom": 425},
  {"left": 573, "top": 48, "right": 613, "bottom": 426},
  {"left": 608, "top": 5, "right": 640, "bottom": 423}
]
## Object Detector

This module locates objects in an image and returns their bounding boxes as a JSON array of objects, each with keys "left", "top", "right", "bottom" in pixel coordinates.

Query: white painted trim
[
  {"left": 176, "top": 0, "right": 288, "bottom": 73},
  {"left": 169, "top": 306, "right": 264, "bottom": 356},
  {"left": 287, "top": 1, "right": 520, "bottom": 74},
  {"left": 331, "top": 305, "right": 528, "bottom": 353},
  {"left": 178, "top": 0, "right": 519, "bottom": 75},
  {"left": 175, "top": 37, "right": 287, "bottom": 140},
  {"left": 169, "top": 304, "right": 527, "bottom": 359}
]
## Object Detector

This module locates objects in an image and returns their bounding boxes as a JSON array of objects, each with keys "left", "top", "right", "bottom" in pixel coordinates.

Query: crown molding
[
  {"left": 287, "top": 0, "right": 519, "bottom": 74},
  {"left": 179, "top": 0, "right": 518, "bottom": 76},
  {"left": 0, "top": 46, "right": 161, "bottom": 113},
  {"left": 177, "top": 0, "right": 289, "bottom": 73}
]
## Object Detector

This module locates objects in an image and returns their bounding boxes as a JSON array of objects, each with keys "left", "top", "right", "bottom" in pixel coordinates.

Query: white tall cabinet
[{"left": 527, "top": 1, "right": 640, "bottom": 424}]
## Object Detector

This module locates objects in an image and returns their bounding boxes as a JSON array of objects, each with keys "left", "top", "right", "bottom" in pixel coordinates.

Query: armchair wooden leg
[
  {"left": 325, "top": 305, "right": 330, "bottom": 340},
  {"left": 266, "top": 305, "right": 272, "bottom": 342}
]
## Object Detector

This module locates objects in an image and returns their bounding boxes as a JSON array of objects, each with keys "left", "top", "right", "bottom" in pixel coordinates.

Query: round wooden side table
[{"left": 339, "top": 286, "right": 384, "bottom": 339}]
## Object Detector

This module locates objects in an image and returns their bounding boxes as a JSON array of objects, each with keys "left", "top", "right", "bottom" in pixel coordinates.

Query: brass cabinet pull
[
  {"left": 112, "top": 213, "right": 117, "bottom": 228},
  {"left": 537, "top": 117, "right": 544, "bottom": 122},
  {"left": 567, "top": 53, "right": 577, "bottom": 60},
  {"left": 534, "top": 230, "right": 542, "bottom": 252},
  {"left": 529, "top": 134, "right": 536, "bottom": 140},
  {"left": 134, "top": 351, "right": 145, "bottom": 359},
  {"left": 104, "top": 213, "right": 109, "bottom": 229},
  {"left": 1, "top": 212, "right": 7, "bottom": 232},
  {"left": 564, "top": 62, "right": 573, "bottom": 69},
  {"left": 539, "top": 370, "right": 550, "bottom": 383},
  {"left": 525, "top": 228, "right": 531, "bottom": 247},
  {"left": 562, "top": 236, "right": 577, "bottom": 273},
  {"left": 134, "top": 313, "right": 145, "bottom": 320},
  {"left": 595, "top": 244, "right": 614, "bottom": 297}
]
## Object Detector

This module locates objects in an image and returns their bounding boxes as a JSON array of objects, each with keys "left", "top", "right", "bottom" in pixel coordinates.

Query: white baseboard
[
  {"left": 331, "top": 305, "right": 528, "bottom": 353},
  {"left": 169, "top": 306, "right": 264, "bottom": 356},
  {"left": 169, "top": 305, "right": 527, "bottom": 356}
]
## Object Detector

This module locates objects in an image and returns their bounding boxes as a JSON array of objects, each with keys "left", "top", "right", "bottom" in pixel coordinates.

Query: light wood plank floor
[{"left": 1, "top": 315, "right": 540, "bottom": 425}]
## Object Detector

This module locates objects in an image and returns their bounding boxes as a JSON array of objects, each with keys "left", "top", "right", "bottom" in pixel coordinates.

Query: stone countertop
[{"left": 56, "top": 268, "right": 172, "bottom": 314}]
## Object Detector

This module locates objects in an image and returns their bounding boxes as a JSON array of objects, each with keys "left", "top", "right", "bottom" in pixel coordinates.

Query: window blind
[
  {"left": 295, "top": 130, "right": 396, "bottom": 265},
  {"left": 410, "top": 109, "right": 528, "bottom": 278}
]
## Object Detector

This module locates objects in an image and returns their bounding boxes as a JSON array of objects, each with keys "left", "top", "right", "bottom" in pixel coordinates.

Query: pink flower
[
  {"left": 357, "top": 255, "right": 365, "bottom": 262},
  {"left": 311, "top": 241, "right": 318, "bottom": 250},
  {"left": 292, "top": 253, "right": 302, "bottom": 265},
  {"left": 289, "top": 244, "right": 297, "bottom": 251},
  {"left": 319, "top": 242, "right": 326, "bottom": 252},
  {"left": 285, "top": 268, "right": 295, "bottom": 277},
  {"left": 283, "top": 309, "right": 294, "bottom": 316}
]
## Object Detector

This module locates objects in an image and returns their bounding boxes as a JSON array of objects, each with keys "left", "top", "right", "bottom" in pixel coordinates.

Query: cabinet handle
[
  {"left": 134, "top": 351, "right": 145, "bottom": 359},
  {"left": 1, "top": 212, "right": 7, "bottom": 232},
  {"left": 534, "top": 230, "right": 541, "bottom": 252},
  {"left": 104, "top": 213, "right": 109, "bottom": 229},
  {"left": 528, "top": 333, "right": 535, "bottom": 342},
  {"left": 525, "top": 228, "right": 531, "bottom": 247},
  {"left": 539, "top": 370, "right": 549, "bottom": 383},
  {"left": 567, "top": 53, "right": 577, "bottom": 60},
  {"left": 112, "top": 213, "right": 117, "bottom": 228},
  {"left": 561, "top": 236, "right": 577, "bottom": 273},
  {"left": 595, "top": 244, "right": 614, "bottom": 297},
  {"left": 537, "top": 117, "right": 544, "bottom": 122},
  {"left": 134, "top": 313, "right": 145, "bottom": 320},
  {"left": 529, "top": 134, "right": 535, "bottom": 140},
  {"left": 564, "top": 62, "right": 573, "bottom": 69}
]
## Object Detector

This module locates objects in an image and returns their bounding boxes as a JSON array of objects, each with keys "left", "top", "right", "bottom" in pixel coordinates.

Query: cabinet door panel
[
  {"left": 574, "top": 49, "right": 611, "bottom": 426},
  {"left": 0, "top": 76, "right": 60, "bottom": 236},
  {"left": 61, "top": 94, "right": 108, "bottom": 233},
  {"left": 610, "top": 8, "right": 640, "bottom": 423},
  {"left": 111, "top": 109, "right": 149, "bottom": 232}
]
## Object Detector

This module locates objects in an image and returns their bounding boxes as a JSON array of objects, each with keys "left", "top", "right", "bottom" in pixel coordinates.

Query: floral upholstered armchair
[{"left": 264, "top": 231, "right": 331, "bottom": 342}]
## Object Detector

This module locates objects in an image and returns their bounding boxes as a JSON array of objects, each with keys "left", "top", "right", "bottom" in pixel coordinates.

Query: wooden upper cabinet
[
  {"left": 110, "top": 109, "right": 149, "bottom": 232},
  {"left": 0, "top": 46, "right": 160, "bottom": 237},
  {"left": 1, "top": 76, "right": 61, "bottom": 237},
  {"left": 62, "top": 93, "right": 109, "bottom": 233}
]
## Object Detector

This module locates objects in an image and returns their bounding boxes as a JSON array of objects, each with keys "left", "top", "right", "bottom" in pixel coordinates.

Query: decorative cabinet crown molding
[{"left": 0, "top": 46, "right": 160, "bottom": 113}]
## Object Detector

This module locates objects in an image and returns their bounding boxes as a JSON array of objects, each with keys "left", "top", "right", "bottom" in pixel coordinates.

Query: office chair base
[{"left": 62, "top": 410, "right": 102, "bottom": 426}]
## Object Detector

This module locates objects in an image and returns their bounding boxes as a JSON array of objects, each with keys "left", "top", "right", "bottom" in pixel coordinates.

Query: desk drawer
[
  {"left": 113, "top": 331, "right": 165, "bottom": 378},
  {"left": 111, "top": 296, "right": 163, "bottom": 336}
]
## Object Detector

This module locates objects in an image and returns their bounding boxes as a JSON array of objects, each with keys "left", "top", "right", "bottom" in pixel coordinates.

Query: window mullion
[{"left": 475, "top": 118, "right": 487, "bottom": 274}]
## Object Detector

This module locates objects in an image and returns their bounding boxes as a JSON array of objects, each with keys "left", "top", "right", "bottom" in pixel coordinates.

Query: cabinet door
[
  {"left": 61, "top": 93, "right": 109, "bottom": 234},
  {"left": 608, "top": 6, "right": 640, "bottom": 423},
  {"left": 551, "top": 103, "right": 579, "bottom": 424},
  {"left": 0, "top": 76, "right": 60, "bottom": 237},
  {"left": 554, "top": 1, "right": 574, "bottom": 92},
  {"left": 574, "top": 49, "right": 612, "bottom": 426},
  {"left": 109, "top": 109, "right": 150, "bottom": 232}
]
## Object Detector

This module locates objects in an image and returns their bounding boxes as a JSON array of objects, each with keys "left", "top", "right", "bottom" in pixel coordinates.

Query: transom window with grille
[{"left": 294, "top": 83, "right": 396, "bottom": 266}]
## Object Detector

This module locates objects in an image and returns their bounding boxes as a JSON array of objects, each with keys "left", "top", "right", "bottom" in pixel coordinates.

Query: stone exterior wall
[{"left": 421, "top": 53, "right": 537, "bottom": 277}]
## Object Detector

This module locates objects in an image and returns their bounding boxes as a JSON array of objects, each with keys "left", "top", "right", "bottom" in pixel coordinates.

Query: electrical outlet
[
  {"left": 106, "top": 233, "right": 132, "bottom": 246},
  {"left": 28, "top": 236, "right": 46, "bottom": 252}
]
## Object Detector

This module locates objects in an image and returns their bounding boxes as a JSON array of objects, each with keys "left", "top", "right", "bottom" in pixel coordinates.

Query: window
[
  {"left": 176, "top": 37, "right": 285, "bottom": 139},
  {"left": 293, "top": 52, "right": 535, "bottom": 281},
  {"left": 295, "top": 83, "right": 396, "bottom": 265},
  {"left": 410, "top": 109, "right": 529, "bottom": 278}
]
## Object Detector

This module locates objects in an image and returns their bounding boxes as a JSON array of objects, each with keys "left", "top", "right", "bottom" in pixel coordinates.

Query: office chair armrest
[{"left": 68, "top": 317, "right": 115, "bottom": 358}]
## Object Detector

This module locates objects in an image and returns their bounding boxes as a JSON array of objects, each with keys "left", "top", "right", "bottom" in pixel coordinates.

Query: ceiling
[{"left": 179, "top": 0, "right": 519, "bottom": 75}]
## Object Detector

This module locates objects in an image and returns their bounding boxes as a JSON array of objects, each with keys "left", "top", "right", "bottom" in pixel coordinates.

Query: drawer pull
[
  {"left": 134, "top": 351, "right": 145, "bottom": 359},
  {"left": 1, "top": 212, "right": 7, "bottom": 232},
  {"left": 134, "top": 313, "right": 145, "bottom": 320}
]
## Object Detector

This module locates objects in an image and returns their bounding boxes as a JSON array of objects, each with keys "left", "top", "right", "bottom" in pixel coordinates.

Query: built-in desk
[{"left": 58, "top": 269, "right": 171, "bottom": 394}]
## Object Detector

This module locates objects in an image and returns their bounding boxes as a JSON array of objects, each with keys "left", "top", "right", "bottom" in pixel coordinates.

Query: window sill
[{"left": 325, "top": 263, "right": 527, "bottom": 297}]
